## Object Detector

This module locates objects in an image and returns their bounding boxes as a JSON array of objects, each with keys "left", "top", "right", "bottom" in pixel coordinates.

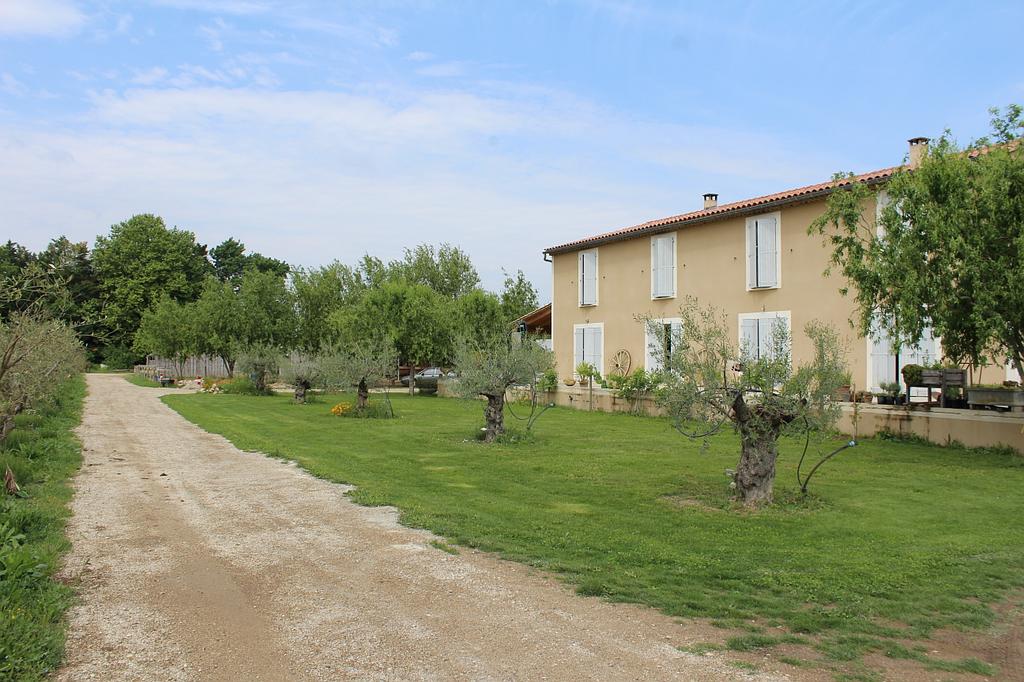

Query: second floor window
[
  {"left": 650, "top": 233, "right": 676, "bottom": 298},
  {"left": 578, "top": 249, "right": 598, "bottom": 306},
  {"left": 746, "top": 213, "right": 779, "bottom": 289}
]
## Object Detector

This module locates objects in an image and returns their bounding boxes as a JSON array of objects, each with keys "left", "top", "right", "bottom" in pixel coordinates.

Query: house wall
[{"left": 551, "top": 197, "right": 869, "bottom": 385}]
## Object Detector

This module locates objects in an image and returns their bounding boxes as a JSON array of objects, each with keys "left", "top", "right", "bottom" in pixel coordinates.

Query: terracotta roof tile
[{"left": 544, "top": 165, "right": 901, "bottom": 254}]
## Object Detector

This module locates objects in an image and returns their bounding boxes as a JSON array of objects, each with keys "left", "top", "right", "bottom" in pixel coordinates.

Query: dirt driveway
[{"left": 58, "top": 374, "right": 792, "bottom": 681}]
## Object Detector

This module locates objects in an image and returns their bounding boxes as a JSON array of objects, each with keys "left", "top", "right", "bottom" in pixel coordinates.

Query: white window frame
[
  {"left": 578, "top": 248, "right": 599, "bottom": 307},
  {"left": 650, "top": 232, "right": 677, "bottom": 300},
  {"left": 644, "top": 317, "right": 682, "bottom": 372},
  {"left": 744, "top": 212, "right": 782, "bottom": 291},
  {"left": 573, "top": 322, "right": 604, "bottom": 376},
  {"left": 738, "top": 311, "right": 791, "bottom": 361}
]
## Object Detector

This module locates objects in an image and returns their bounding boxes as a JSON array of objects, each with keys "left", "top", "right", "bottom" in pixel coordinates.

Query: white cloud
[
  {"left": 130, "top": 67, "right": 168, "bottom": 85},
  {"left": 416, "top": 62, "right": 466, "bottom": 78},
  {"left": 407, "top": 51, "right": 434, "bottom": 62},
  {"left": 1, "top": 73, "right": 27, "bottom": 96},
  {"left": 0, "top": 81, "right": 838, "bottom": 298},
  {"left": 0, "top": 0, "right": 86, "bottom": 37}
]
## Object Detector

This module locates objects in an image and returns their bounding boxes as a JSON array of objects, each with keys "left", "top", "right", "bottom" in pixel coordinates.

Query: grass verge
[
  {"left": 163, "top": 391, "right": 1024, "bottom": 677},
  {"left": 0, "top": 376, "right": 84, "bottom": 680},
  {"left": 122, "top": 373, "right": 166, "bottom": 388}
]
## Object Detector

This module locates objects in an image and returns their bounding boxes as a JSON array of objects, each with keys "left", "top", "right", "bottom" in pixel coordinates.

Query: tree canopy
[
  {"left": 811, "top": 104, "right": 1024, "bottom": 377},
  {"left": 92, "top": 214, "right": 211, "bottom": 350}
]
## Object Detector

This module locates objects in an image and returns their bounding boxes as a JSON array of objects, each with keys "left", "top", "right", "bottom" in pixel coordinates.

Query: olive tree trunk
[
  {"left": 357, "top": 377, "right": 369, "bottom": 410},
  {"left": 482, "top": 392, "right": 506, "bottom": 443},
  {"left": 734, "top": 427, "right": 781, "bottom": 506},
  {"left": 293, "top": 380, "right": 310, "bottom": 404}
]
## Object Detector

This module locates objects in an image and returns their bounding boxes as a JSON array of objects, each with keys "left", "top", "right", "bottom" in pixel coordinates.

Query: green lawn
[
  {"left": 164, "top": 391, "right": 1023, "bottom": 677},
  {"left": 122, "top": 373, "right": 173, "bottom": 388},
  {"left": 0, "top": 377, "right": 84, "bottom": 680}
]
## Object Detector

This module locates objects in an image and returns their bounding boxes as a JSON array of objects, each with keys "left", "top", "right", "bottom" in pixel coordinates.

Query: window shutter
[
  {"left": 756, "top": 217, "right": 777, "bottom": 287},
  {"left": 746, "top": 221, "right": 757, "bottom": 288},
  {"left": 586, "top": 327, "right": 602, "bottom": 372},
  {"left": 645, "top": 324, "right": 661, "bottom": 371},
  {"left": 574, "top": 327, "right": 585, "bottom": 369},
  {"left": 758, "top": 318, "right": 774, "bottom": 360},
  {"left": 580, "top": 251, "right": 597, "bottom": 305},
  {"left": 651, "top": 238, "right": 661, "bottom": 297},
  {"left": 661, "top": 236, "right": 675, "bottom": 296},
  {"left": 740, "top": 318, "right": 758, "bottom": 359}
]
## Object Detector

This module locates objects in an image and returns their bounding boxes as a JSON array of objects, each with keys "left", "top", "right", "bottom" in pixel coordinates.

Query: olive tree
[
  {"left": 236, "top": 343, "right": 282, "bottom": 394},
  {"left": 318, "top": 341, "right": 398, "bottom": 415},
  {"left": 0, "top": 313, "right": 85, "bottom": 443},
  {"left": 278, "top": 356, "right": 322, "bottom": 403},
  {"left": 648, "top": 299, "right": 847, "bottom": 507},
  {"left": 454, "top": 336, "right": 554, "bottom": 443}
]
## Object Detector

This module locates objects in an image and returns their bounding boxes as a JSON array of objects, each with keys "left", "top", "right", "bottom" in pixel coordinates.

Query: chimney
[
  {"left": 703, "top": 192, "right": 718, "bottom": 209},
  {"left": 908, "top": 137, "right": 930, "bottom": 169}
]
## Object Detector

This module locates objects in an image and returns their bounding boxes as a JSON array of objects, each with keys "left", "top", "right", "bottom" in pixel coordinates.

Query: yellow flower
[{"left": 331, "top": 402, "right": 352, "bottom": 416}]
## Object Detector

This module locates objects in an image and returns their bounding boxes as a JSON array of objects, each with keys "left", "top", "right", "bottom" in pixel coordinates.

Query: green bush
[
  {"left": 219, "top": 377, "right": 265, "bottom": 396},
  {"left": 100, "top": 345, "right": 139, "bottom": 370}
]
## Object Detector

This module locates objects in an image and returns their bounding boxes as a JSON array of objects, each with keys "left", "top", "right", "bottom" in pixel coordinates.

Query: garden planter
[{"left": 967, "top": 388, "right": 1024, "bottom": 412}]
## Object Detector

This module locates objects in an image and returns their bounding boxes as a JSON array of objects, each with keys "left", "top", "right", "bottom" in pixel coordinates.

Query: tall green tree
[
  {"left": 210, "top": 237, "right": 289, "bottom": 282},
  {"left": 335, "top": 281, "right": 452, "bottom": 371},
  {"left": 134, "top": 295, "right": 198, "bottom": 377},
  {"left": 192, "top": 277, "right": 244, "bottom": 375},
  {"left": 390, "top": 243, "right": 480, "bottom": 299},
  {"left": 292, "top": 262, "right": 370, "bottom": 352},
  {"left": 499, "top": 269, "right": 539, "bottom": 323},
  {"left": 92, "top": 214, "right": 211, "bottom": 353},
  {"left": 811, "top": 104, "right": 1024, "bottom": 377},
  {"left": 236, "top": 268, "right": 297, "bottom": 350}
]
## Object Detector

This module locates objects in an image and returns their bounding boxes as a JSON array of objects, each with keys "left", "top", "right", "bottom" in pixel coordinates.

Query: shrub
[
  {"left": 539, "top": 367, "right": 558, "bottom": 393},
  {"left": 901, "top": 364, "right": 924, "bottom": 386},
  {"left": 219, "top": 377, "right": 263, "bottom": 395},
  {"left": 331, "top": 400, "right": 393, "bottom": 419}
]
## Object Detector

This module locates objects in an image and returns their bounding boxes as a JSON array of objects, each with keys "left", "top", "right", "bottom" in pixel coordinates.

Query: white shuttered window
[
  {"left": 738, "top": 311, "right": 791, "bottom": 361},
  {"left": 650, "top": 233, "right": 676, "bottom": 298},
  {"left": 578, "top": 249, "right": 598, "bottom": 306},
  {"left": 573, "top": 324, "right": 603, "bottom": 375},
  {"left": 745, "top": 214, "right": 780, "bottom": 289},
  {"left": 645, "top": 318, "right": 682, "bottom": 372}
]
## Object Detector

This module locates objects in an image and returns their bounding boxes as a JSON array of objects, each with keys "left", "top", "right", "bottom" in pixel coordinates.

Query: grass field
[
  {"left": 164, "top": 391, "right": 1024, "bottom": 678},
  {"left": 122, "top": 373, "right": 165, "bottom": 388},
  {"left": 0, "top": 377, "right": 84, "bottom": 680}
]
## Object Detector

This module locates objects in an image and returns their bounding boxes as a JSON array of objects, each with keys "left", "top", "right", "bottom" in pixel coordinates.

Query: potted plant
[
  {"left": 854, "top": 390, "right": 874, "bottom": 404},
  {"left": 901, "top": 363, "right": 924, "bottom": 387},
  {"left": 943, "top": 386, "right": 968, "bottom": 409},
  {"left": 878, "top": 381, "right": 902, "bottom": 406},
  {"left": 833, "top": 372, "right": 853, "bottom": 402}
]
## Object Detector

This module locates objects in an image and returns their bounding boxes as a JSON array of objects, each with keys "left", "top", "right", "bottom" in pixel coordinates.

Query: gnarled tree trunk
[
  {"left": 293, "top": 380, "right": 310, "bottom": 404},
  {"left": 357, "top": 377, "right": 369, "bottom": 410},
  {"left": 482, "top": 391, "right": 505, "bottom": 443},
  {"left": 734, "top": 427, "right": 780, "bottom": 506}
]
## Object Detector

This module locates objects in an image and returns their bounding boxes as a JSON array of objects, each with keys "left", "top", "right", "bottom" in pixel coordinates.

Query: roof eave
[{"left": 543, "top": 174, "right": 892, "bottom": 256}]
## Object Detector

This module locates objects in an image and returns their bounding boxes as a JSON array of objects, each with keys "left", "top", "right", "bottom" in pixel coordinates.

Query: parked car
[{"left": 399, "top": 367, "right": 455, "bottom": 392}]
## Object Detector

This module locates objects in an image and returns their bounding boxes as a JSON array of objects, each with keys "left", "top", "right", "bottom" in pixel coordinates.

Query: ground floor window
[
  {"left": 868, "top": 326, "right": 940, "bottom": 393},
  {"left": 644, "top": 318, "right": 682, "bottom": 372},
  {"left": 573, "top": 323, "right": 603, "bottom": 376},
  {"left": 738, "top": 311, "right": 791, "bottom": 361}
]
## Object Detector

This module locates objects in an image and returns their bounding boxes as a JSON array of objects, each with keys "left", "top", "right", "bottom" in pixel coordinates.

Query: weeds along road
[{"left": 58, "top": 373, "right": 796, "bottom": 681}]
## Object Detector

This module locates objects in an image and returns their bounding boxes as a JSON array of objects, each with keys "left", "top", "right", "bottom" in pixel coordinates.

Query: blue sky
[{"left": 1, "top": 0, "right": 1021, "bottom": 298}]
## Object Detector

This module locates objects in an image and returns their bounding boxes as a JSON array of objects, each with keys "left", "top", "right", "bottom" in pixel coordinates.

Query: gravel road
[{"left": 57, "top": 373, "right": 793, "bottom": 681}]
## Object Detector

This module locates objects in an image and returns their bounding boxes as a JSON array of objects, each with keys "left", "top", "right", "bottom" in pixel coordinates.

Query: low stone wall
[
  {"left": 839, "top": 404, "right": 1024, "bottom": 452},
  {"left": 527, "top": 385, "right": 1024, "bottom": 453}
]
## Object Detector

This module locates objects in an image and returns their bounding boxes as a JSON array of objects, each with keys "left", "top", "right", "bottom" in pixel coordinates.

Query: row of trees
[
  {"left": 3, "top": 214, "right": 540, "bottom": 376},
  {"left": 134, "top": 243, "right": 539, "bottom": 379},
  {"left": 0, "top": 215, "right": 289, "bottom": 365}
]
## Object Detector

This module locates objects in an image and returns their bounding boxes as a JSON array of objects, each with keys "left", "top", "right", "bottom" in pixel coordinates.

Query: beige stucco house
[{"left": 542, "top": 138, "right": 1013, "bottom": 394}]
